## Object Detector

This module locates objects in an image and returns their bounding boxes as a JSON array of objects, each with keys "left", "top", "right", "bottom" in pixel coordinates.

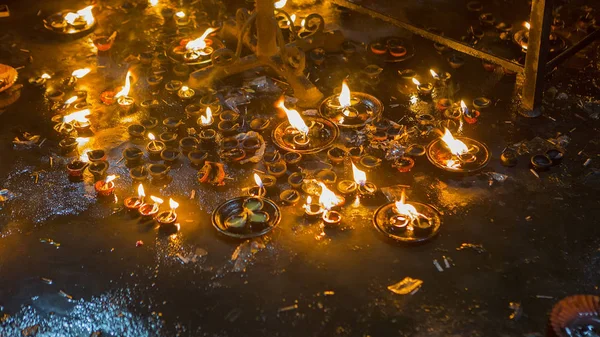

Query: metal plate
[
  {"left": 167, "top": 38, "right": 224, "bottom": 66},
  {"left": 272, "top": 116, "right": 339, "bottom": 154},
  {"left": 426, "top": 137, "right": 491, "bottom": 173},
  {"left": 373, "top": 202, "right": 442, "bottom": 243},
  {"left": 43, "top": 10, "right": 96, "bottom": 35},
  {"left": 212, "top": 197, "right": 281, "bottom": 239},
  {"left": 319, "top": 92, "right": 383, "bottom": 129}
]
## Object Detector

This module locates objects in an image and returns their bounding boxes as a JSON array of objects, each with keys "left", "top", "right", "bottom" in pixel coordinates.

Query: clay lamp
[
  {"left": 280, "top": 189, "right": 301, "bottom": 205},
  {"left": 148, "top": 163, "right": 170, "bottom": 180},
  {"left": 462, "top": 101, "right": 481, "bottom": 124},
  {"left": 73, "top": 102, "right": 89, "bottom": 111},
  {"left": 47, "top": 89, "right": 65, "bottom": 102},
  {"left": 173, "top": 64, "right": 190, "bottom": 78},
  {"left": 198, "top": 129, "right": 217, "bottom": 146},
  {"left": 263, "top": 150, "right": 282, "bottom": 164},
  {"left": 412, "top": 78, "right": 433, "bottom": 96},
  {"left": 220, "top": 110, "right": 240, "bottom": 122},
  {"left": 327, "top": 146, "right": 346, "bottom": 165},
  {"left": 197, "top": 106, "right": 215, "bottom": 129},
  {"left": 140, "top": 117, "right": 158, "bottom": 131},
  {"left": 288, "top": 172, "right": 305, "bottom": 189},
  {"left": 222, "top": 148, "right": 247, "bottom": 163},
  {"left": 114, "top": 70, "right": 135, "bottom": 114},
  {"left": 261, "top": 174, "right": 278, "bottom": 194},
  {"left": 222, "top": 137, "right": 240, "bottom": 151},
  {"left": 359, "top": 155, "right": 382, "bottom": 170},
  {"left": 310, "top": 48, "right": 326, "bottom": 66},
  {"left": 242, "top": 136, "right": 262, "bottom": 153},
  {"left": 59, "top": 137, "right": 79, "bottom": 154},
  {"left": 550, "top": 17, "right": 565, "bottom": 32},
  {"left": 248, "top": 173, "right": 267, "bottom": 197},
  {"left": 188, "top": 150, "right": 208, "bottom": 167},
  {"left": 88, "top": 160, "right": 109, "bottom": 181},
  {"left": 341, "top": 41, "right": 357, "bottom": 58},
  {"left": 370, "top": 42, "right": 387, "bottom": 55},
  {"left": 447, "top": 54, "right": 465, "bottom": 69},
  {"left": 178, "top": 136, "right": 198, "bottom": 154},
  {"left": 530, "top": 154, "right": 552, "bottom": 171},
  {"left": 146, "top": 133, "right": 166, "bottom": 160},
  {"left": 147, "top": 75, "right": 163, "bottom": 95},
  {"left": 129, "top": 165, "right": 149, "bottom": 183},
  {"left": 322, "top": 210, "right": 343, "bottom": 227},
  {"left": 283, "top": 152, "right": 302, "bottom": 169},
  {"left": 469, "top": 25, "right": 485, "bottom": 39},
  {"left": 127, "top": 124, "right": 146, "bottom": 139},
  {"left": 303, "top": 196, "right": 324, "bottom": 219},
  {"left": 443, "top": 105, "right": 462, "bottom": 120},
  {"left": 496, "top": 22, "right": 513, "bottom": 40},
  {"left": 140, "top": 100, "right": 160, "bottom": 115},
  {"left": 160, "top": 148, "right": 181, "bottom": 165},
  {"left": 140, "top": 51, "right": 154, "bottom": 66},
  {"left": 165, "top": 80, "right": 183, "bottom": 94},
  {"left": 479, "top": 12, "right": 496, "bottom": 26},
  {"left": 159, "top": 131, "right": 178, "bottom": 147},
  {"left": 393, "top": 156, "right": 415, "bottom": 173},
  {"left": 29, "top": 73, "right": 51, "bottom": 86},
  {"left": 86, "top": 149, "right": 106, "bottom": 162},
  {"left": 406, "top": 144, "right": 426, "bottom": 157},
  {"left": 139, "top": 196, "right": 163, "bottom": 219},
  {"left": 266, "top": 161, "right": 287, "bottom": 178},
  {"left": 122, "top": 147, "right": 144, "bottom": 167},
  {"left": 162, "top": 117, "right": 183, "bottom": 132},
  {"left": 249, "top": 117, "right": 271, "bottom": 132},
  {"left": 437, "top": 98, "right": 452, "bottom": 112},
  {"left": 199, "top": 94, "right": 222, "bottom": 114},
  {"left": 124, "top": 183, "right": 146, "bottom": 212},
  {"left": 156, "top": 53, "right": 169, "bottom": 66},
  {"left": 363, "top": 65, "right": 383, "bottom": 81},
  {"left": 473, "top": 97, "right": 491, "bottom": 110},
  {"left": 440, "top": 119, "right": 458, "bottom": 132},
  {"left": 466, "top": 1, "right": 483, "bottom": 13},
  {"left": 336, "top": 178, "right": 358, "bottom": 196},
  {"left": 387, "top": 124, "right": 405, "bottom": 138},
  {"left": 374, "top": 119, "right": 391, "bottom": 132},
  {"left": 372, "top": 130, "right": 388, "bottom": 142},
  {"left": 185, "top": 103, "right": 202, "bottom": 119},
  {"left": 347, "top": 147, "right": 363, "bottom": 162},
  {"left": 389, "top": 46, "right": 407, "bottom": 58},
  {"left": 95, "top": 175, "right": 117, "bottom": 197},
  {"left": 66, "top": 159, "right": 89, "bottom": 179},
  {"left": 546, "top": 148, "right": 564, "bottom": 165},
  {"left": 315, "top": 169, "right": 337, "bottom": 185},
  {"left": 217, "top": 120, "right": 240, "bottom": 136},
  {"left": 500, "top": 149, "right": 518, "bottom": 167},
  {"left": 177, "top": 86, "right": 195, "bottom": 100},
  {"left": 317, "top": 181, "right": 345, "bottom": 210},
  {"left": 151, "top": 65, "right": 167, "bottom": 77},
  {"left": 398, "top": 69, "right": 417, "bottom": 82},
  {"left": 351, "top": 163, "right": 378, "bottom": 198},
  {"left": 74, "top": 90, "right": 87, "bottom": 103},
  {"left": 156, "top": 198, "right": 180, "bottom": 226},
  {"left": 429, "top": 69, "right": 451, "bottom": 86}
]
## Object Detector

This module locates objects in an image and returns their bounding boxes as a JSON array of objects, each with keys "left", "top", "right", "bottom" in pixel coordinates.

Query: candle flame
[
  {"left": 65, "top": 6, "right": 95, "bottom": 26},
  {"left": 185, "top": 27, "right": 218, "bottom": 51},
  {"left": 41, "top": 73, "right": 51, "bottom": 79},
  {"left": 276, "top": 98, "right": 309, "bottom": 135},
  {"left": 394, "top": 192, "right": 419, "bottom": 221},
  {"left": 115, "top": 70, "right": 132, "bottom": 98},
  {"left": 290, "top": 14, "right": 296, "bottom": 23},
  {"left": 105, "top": 175, "right": 117, "bottom": 184},
  {"left": 524, "top": 22, "right": 530, "bottom": 30},
  {"left": 150, "top": 196, "right": 164, "bottom": 204},
  {"left": 63, "top": 109, "right": 91, "bottom": 123},
  {"left": 352, "top": 163, "right": 367, "bottom": 186},
  {"left": 75, "top": 137, "right": 90, "bottom": 147},
  {"left": 175, "top": 11, "right": 185, "bottom": 18},
  {"left": 148, "top": 133, "right": 155, "bottom": 141},
  {"left": 460, "top": 100, "right": 468, "bottom": 115},
  {"left": 71, "top": 68, "right": 91, "bottom": 78},
  {"left": 254, "top": 173, "right": 263, "bottom": 188},
  {"left": 80, "top": 152, "right": 89, "bottom": 162},
  {"left": 137, "top": 184, "right": 145, "bottom": 198},
  {"left": 339, "top": 80, "right": 352, "bottom": 108},
  {"left": 429, "top": 69, "right": 439, "bottom": 79},
  {"left": 149, "top": 0, "right": 158, "bottom": 6},
  {"left": 318, "top": 182, "right": 342, "bottom": 210},
  {"left": 411, "top": 78, "right": 421, "bottom": 86},
  {"left": 306, "top": 196, "right": 312, "bottom": 204},
  {"left": 64, "top": 96, "right": 78, "bottom": 105},
  {"left": 169, "top": 198, "right": 179, "bottom": 210},
  {"left": 440, "top": 128, "right": 469, "bottom": 156},
  {"left": 300, "top": 18, "right": 306, "bottom": 27},
  {"left": 274, "top": 0, "right": 287, "bottom": 9},
  {"left": 200, "top": 106, "right": 212, "bottom": 125}
]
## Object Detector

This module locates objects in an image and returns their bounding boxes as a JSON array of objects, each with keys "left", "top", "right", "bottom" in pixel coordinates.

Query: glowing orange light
[
  {"left": 440, "top": 128, "right": 468, "bottom": 156},
  {"left": 137, "top": 184, "right": 145, "bottom": 199},
  {"left": 169, "top": 198, "right": 179, "bottom": 210},
  {"left": 318, "top": 182, "right": 342, "bottom": 210},
  {"left": 185, "top": 27, "right": 218, "bottom": 51},
  {"left": 65, "top": 6, "right": 95, "bottom": 26},
  {"left": 63, "top": 109, "right": 91, "bottom": 123},
  {"left": 71, "top": 68, "right": 91, "bottom": 79},
  {"left": 339, "top": 80, "right": 352, "bottom": 108},
  {"left": 276, "top": 98, "right": 309, "bottom": 135},
  {"left": 274, "top": 0, "right": 287, "bottom": 9},
  {"left": 352, "top": 163, "right": 367, "bottom": 186},
  {"left": 254, "top": 173, "right": 263, "bottom": 188},
  {"left": 524, "top": 22, "right": 530, "bottom": 30},
  {"left": 430, "top": 69, "right": 439, "bottom": 79},
  {"left": 150, "top": 196, "right": 164, "bottom": 204},
  {"left": 200, "top": 106, "right": 212, "bottom": 125},
  {"left": 412, "top": 78, "right": 421, "bottom": 86},
  {"left": 105, "top": 175, "right": 117, "bottom": 184},
  {"left": 115, "top": 70, "right": 132, "bottom": 98}
]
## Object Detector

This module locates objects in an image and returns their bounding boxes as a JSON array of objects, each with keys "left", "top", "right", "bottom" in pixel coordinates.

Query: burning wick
[
  {"left": 139, "top": 196, "right": 163, "bottom": 218},
  {"left": 200, "top": 106, "right": 213, "bottom": 126},
  {"left": 303, "top": 196, "right": 324, "bottom": 218},
  {"left": 42, "top": 73, "right": 51, "bottom": 79},
  {"left": 64, "top": 6, "right": 95, "bottom": 27},
  {"left": 391, "top": 192, "right": 420, "bottom": 231},
  {"left": 101, "top": 175, "right": 116, "bottom": 190},
  {"left": 63, "top": 95, "right": 78, "bottom": 107},
  {"left": 72, "top": 68, "right": 91, "bottom": 79},
  {"left": 149, "top": 0, "right": 158, "bottom": 7},
  {"left": 249, "top": 173, "right": 267, "bottom": 197},
  {"left": 274, "top": 0, "right": 287, "bottom": 9},
  {"left": 440, "top": 128, "right": 475, "bottom": 168},
  {"left": 276, "top": 97, "right": 310, "bottom": 147},
  {"left": 115, "top": 70, "right": 134, "bottom": 112},
  {"left": 318, "top": 182, "right": 343, "bottom": 226},
  {"left": 95, "top": 174, "right": 117, "bottom": 197},
  {"left": 412, "top": 78, "right": 433, "bottom": 95},
  {"left": 184, "top": 27, "right": 217, "bottom": 60},
  {"left": 460, "top": 100, "right": 469, "bottom": 117},
  {"left": 338, "top": 80, "right": 359, "bottom": 118},
  {"left": 147, "top": 133, "right": 159, "bottom": 150},
  {"left": 524, "top": 21, "right": 531, "bottom": 30},
  {"left": 352, "top": 163, "right": 378, "bottom": 196},
  {"left": 175, "top": 11, "right": 185, "bottom": 18},
  {"left": 177, "top": 85, "right": 195, "bottom": 100},
  {"left": 430, "top": 69, "right": 439, "bottom": 80},
  {"left": 124, "top": 184, "right": 146, "bottom": 210}
]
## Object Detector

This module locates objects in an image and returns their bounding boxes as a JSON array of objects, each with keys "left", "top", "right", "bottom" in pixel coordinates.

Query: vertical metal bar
[
  {"left": 255, "top": 0, "right": 278, "bottom": 58},
  {"left": 521, "top": 0, "right": 553, "bottom": 116}
]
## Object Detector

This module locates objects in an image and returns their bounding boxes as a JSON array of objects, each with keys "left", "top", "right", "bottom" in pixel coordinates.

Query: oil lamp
[
  {"left": 177, "top": 85, "right": 195, "bottom": 100},
  {"left": 197, "top": 106, "right": 214, "bottom": 128},
  {"left": 443, "top": 101, "right": 463, "bottom": 120},
  {"left": 146, "top": 75, "right": 163, "bottom": 95},
  {"left": 66, "top": 68, "right": 91, "bottom": 87},
  {"left": 95, "top": 175, "right": 117, "bottom": 197},
  {"left": 320, "top": 80, "right": 383, "bottom": 128},
  {"left": 145, "top": 133, "right": 166, "bottom": 160},
  {"left": 63, "top": 109, "right": 91, "bottom": 133},
  {"left": 319, "top": 182, "right": 343, "bottom": 226},
  {"left": 124, "top": 184, "right": 145, "bottom": 211},
  {"left": 88, "top": 160, "right": 109, "bottom": 181},
  {"left": 66, "top": 156, "right": 89, "bottom": 179},
  {"left": 461, "top": 100, "right": 480, "bottom": 124},
  {"left": 248, "top": 173, "right": 267, "bottom": 197},
  {"left": 389, "top": 193, "right": 432, "bottom": 235},
  {"left": 30, "top": 73, "right": 51, "bottom": 86},
  {"left": 429, "top": 69, "right": 451, "bottom": 86},
  {"left": 303, "top": 196, "right": 324, "bottom": 219},
  {"left": 352, "top": 163, "right": 378, "bottom": 198},
  {"left": 165, "top": 80, "right": 183, "bottom": 94},
  {"left": 412, "top": 78, "right": 433, "bottom": 96},
  {"left": 156, "top": 198, "right": 179, "bottom": 226},
  {"left": 280, "top": 189, "right": 300, "bottom": 205},
  {"left": 426, "top": 128, "right": 490, "bottom": 172},
  {"left": 115, "top": 71, "right": 134, "bottom": 114},
  {"left": 183, "top": 27, "right": 218, "bottom": 62},
  {"left": 277, "top": 99, "right": 310, "bottom": 148},
  {"left": 64, "top": 6, "right": 94, "bottom": 30},
  {"left": 174, "top": 11, "right": 190, "bottom": 26},
  {"left": 139, "top": 195, "right": 163, "bottom": 218}
]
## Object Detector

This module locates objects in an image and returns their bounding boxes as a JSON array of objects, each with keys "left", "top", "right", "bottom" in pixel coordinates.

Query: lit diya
[
  {"left": 248, "top": 173, "right": 267, "bottom": 197},
  {"left": 44, "top": 6, "right": 96, "bottom": 35},
  {"left": 168, "top": 27, "right": 223, "bottom": 65},
  {"left": 514, "top": 21, "right": 566, "bottom": 54},
  {"left": 412, "top": 78, "right": 433, "bottom": 96},
  {"left": 66, "top": 157, "right": 89, "bottom": 179},
  {"left": 426, "top": 128, "right": 490, "bottom": 173},
  {"left": 303, "top": 196, "right": 324, "bottom": 219},
  {"left": 177, "top": 86, "right": 195, "bottom": 100},
  {"left": 372, "top": 191, "right": 442, "bottom": 243},
  {"left": 115, "top": 70, "right": 134, "bottom": 114},
  {"left": 146, "top": 133, "right": 165, "bottom": 160},
  {"left": 318, "top": 182, "right": 344, "bottom": 226},
  {"left": 155, "top": 198, "right": 180, "bottom": 226},
  {"left": 319, "top": 80, "right": 383, "bottom": 128},
  {"left": 212, "top": 196, "right": 281, "bottom": 239},
  {"left": 429, "top": 69, "right": 451, "bottom": 86},
  {"left": 139, "top": 196, "right": 163, "bottom": 218},
  {"left": 197, "top": 106, "right": 214, "bottom": 128},
  {"left": 94, "top": 175, "right": 117, "bottom": 197},
  {"left": 124, "top": 183, "right": 145, "bottom": 211}
]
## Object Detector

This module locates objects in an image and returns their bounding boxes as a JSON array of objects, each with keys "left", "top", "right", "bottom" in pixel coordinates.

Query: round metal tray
[
  {"left": 167, "top": 37, "right": 224, "bottom": 66},
  {"left": 319, "top": 92, "right": 383, "bottom": 129},
  {"left": 426, "top": 137, "right": 491, "bottom": 173},
  {"left": 212, "top": 196, "right": 281, "bottom": 239},
  {"left": 272, "top": 116, "right": 339, "bottom": 154},
  {"left": 373, "top": 201, "right": 442, "bottom": 243},
  {"left": 43, "top": 10, "right": 96, "bottom": 35}
]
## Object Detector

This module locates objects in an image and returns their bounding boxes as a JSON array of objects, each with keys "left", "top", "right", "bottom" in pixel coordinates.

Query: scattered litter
[
  {"left": 190, "top": 190, "right": 196, "bottom": 199},
  {"left": 0, "top": 189, "right": 15, "bottom": 202},
  {"left": 39, "top": 237, "right": 60, "bottom": 248},
  {"left": 195, "top": 247, "right": 208, "bottom": 257},
  {"left": 584, "top": 158, "right": 592, "bottom": 167},
  {"left": 278, "top": 304, "right": 298, "bottom": 313},
  {"left": 525, "top": 216, "right": 532, "bottom": 221},
  {"left": 389, "top": 104, "right": 400, "bottom": 108},
  {"left": 530, "top": 168, "right": 540, "bottom": 179},
  {"left": 20, "top": 325, "right": 39, "bottom": 337},
  {"left": 536, "top": 295, "right": 553, "bottom": 299},
  {"left": 486, "top": 172, "right": 508, "bottom": 185},
  {"left": 136, "top": 240, "right": 143, "bottom": 247},
  {"left": 508, "top": 302, "right": 523, "bottom": 320},
  {"left": 40, "top": 277, "right": 53, "bottom": 285},
  {"left": 176, "top": 253, "right": 190, "bottom": 264},
  {"left": 59, "top": 290, "right": 73, "bottom": 300},
  {"left": 323, "top": 291, "right": 335, "bottom": 296},
  {"left": 387, "top": 277, "right": 423, "bottom": 295},
  {"left": 443, "top": 256, "right": 451, "bottom": 268},
  {"left": 457, "top": 243, "right": 486, "bottom": 253},
  {"left": 433, "top": 259, "right": 444, "bottom": 272}
]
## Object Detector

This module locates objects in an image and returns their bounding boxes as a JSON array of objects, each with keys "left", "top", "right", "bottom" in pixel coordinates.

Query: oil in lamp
[
  {"left": 277, "top": 99, "right": 310, "bottom": 148},
  {"left": 139, "top": 195, "right": 163, "bottom": 219},
  {"left": 183, "top": 27, "right": 218, "bottom": 62},
  {"left": 197, "top": 106, "right": 214, "bottom": 128},
  {"left": 303, "top": 196, "right": 324, "bottom": 219},
  {"left": 280, "top": 189, "right": 300, "bottom": 205},
  {"left": 319, "top": 183, "right": 343, "bottom": 226},
  {"left": 248, "top": 173, "right": 267, "bottom": 197},
  {"left": 115, "top": 70, "right": 134, "bottom": 114},
  {"left": 88, "top": 159, "right": 109, "bottom": 181},
  {"left": 174, "top": 11, "right": 190, "bottom": 26},
  {"left": 124, "top": 183, "right": 145, "bottom": 211},
  {"left": 156, "top": 198, "right": 179, "bottom": 226},
  {"left": 177, "top": 85, "right": 195, "bottom": 100},
  {"left": 412, "top": 78, "right": 433, "bottom": 96},
  {"left": 145, "top": 133, "right": 165, "bottom": 160},
  {"left": 95, "top": 175, "right": 117, "bottom": 197}
]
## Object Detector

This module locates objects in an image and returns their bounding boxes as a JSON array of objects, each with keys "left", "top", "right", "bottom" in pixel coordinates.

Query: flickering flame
[
  {"left": 460, "top": 100, "right": 468, "bottom": 115},
  {"left": 149, "top": 0, "right": 158, "bottom": 6},
  {"left": 339, "top": 80, "right": 352, "bottom": 108},
  {"left": 75, "top": 137, "right": 90, "bottom": 147},
  {"left": 394, "top": 192, "right": 419, "bottom": 221},
  {"left": 306, "top": 196, "right": 312, "bottom": 204},
  {"left": 185, "top": 27, "right": 217, "bottom": 51},
  {"left": 169, "top": 198, "right": 179, "bottom": 210},
  {"left": 300, "top": 18, "right": 306, "bottom": 27},
  {"left": 318, "top": 182, "right": 342, "bottom": 210},
  {"left": 63, "top": 109, "right": 91, "bottom": 123},
  {"left": 524, "top": 22, "right": 530, "bottom": 30},
  {"left": 440, "top": 128, "right": 468, "bottom": 156},
  {"left": 412, "top": 78, "right": 421, "bottom": 86},
  {"left": 200, "top": 106, "right": 212, "bottom": 125},
  {"left": 71, "top": 68, "right": 91, "bottom": 78},
  {"left": 274, "top": 0, "right": 287, "bottom": 9},
  {"left": 148, "top": 133, "right": 156, "bottom": 141},
  {"left": 105, "top": 175, "right": 117, "bottom": 184},
  {"left": 80, "top": 152, "right": 89, "bottom": 162},
  {"left": 137, "top": 184, "right": 145, "bottom": 198},
  {"left": 115, "top": 71, "right": 132, "bottom": 98},
  {"left": 64, "top": 6, "right": 95, "bottom": 26},
  {"left": 290, "top": 14, "right": 296, "bottom": 23},
  {"left": 254, "top": 173, "right": 263, "bottom": 188},
  {"left": 352, "top": 163, "right": 367, "bottom": 186},
  {"left": 176, "top": 11, "right": 185, "bottom": 18},
  {"left": 150, "top": 196, "right": 164, "bottom": 204},
  {"left": 276, "top": 98, "right": 309, "bottom": 135},
  {"left": 64, "top": 96, "right": 78, "bottom": 105},
  {"left": 430, "top": 69, "right": 439, "bottom": 79},
  {"left": 181, "top": 85, "right": 189, "bottom": 92},
  {"left": 41, "top": 73, "right": 51, "bottom": 79}
]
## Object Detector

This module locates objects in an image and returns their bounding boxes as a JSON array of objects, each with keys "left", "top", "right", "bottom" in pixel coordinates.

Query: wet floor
[{"left": 1, "top": 0, "right": 600, "bottom": 336}]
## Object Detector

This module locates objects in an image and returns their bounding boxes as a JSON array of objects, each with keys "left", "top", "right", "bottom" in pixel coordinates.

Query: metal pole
[
  {"left": 255, "top": 0, "right": 278, "bottom": 58},
  {"left": 546, "top": 29, "right": 600, "bottom": 70}
]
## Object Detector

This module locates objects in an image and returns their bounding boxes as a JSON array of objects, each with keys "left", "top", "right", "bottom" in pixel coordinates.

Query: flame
[
  {"left": 185, "top": 27, "right": 217, "bottom": 51},
  {"left": 105, "top": 175, "right": 117, "bottom": 184},
  {"left": 181, "top": 86, "right": 189, "bottom": 92},
  {"left": 460, "top": 100, "right": 469, "bottom": 115},
  {"left": 352, "top": 163, "right": 367, "bottom": 186},
  {"left": 412, "top": 78, "right": 421, "bottom": 86},
  {"left": 306, "top": 196, "right": 312, "bottom": 204},
  {"left": 274, "top": 0, "right": 287, "bottom": 9},
  {"left": 300, "top": 18, "right": 306, "bottom": 27},
  {"left": 440, "top": 128, "right": 468, "bottom": 156},
  {"left": 80, "top": 152, "right": 89, "bottom": 162},
  {"left": 63, "top": 109, "right": 91, "bottom": 123},
  {"left": 149, "top": 0, "right": 158, "bottom": 6},
  {"left": 276, "top": 98, "right": 309, "bottom": 135},
  {"left": 200, "top": 106, "right": 212, "bottom": 125},
  {"left": 254, "top": 173, "right": 263, "bottom": 187},
  {"left": 148, "top": 133, "right": 156, "bottom": 141},
  {"left": 65, "top": 6, "right": 94, "bottom": 26},
  {"left": 41, "top": 73, "right": 51, "bottom": 79},
  {"left": 64, "top": 96, "right": 78, "bottom": 105},
  {"left": 339, "top": 80, "right": 352, "bottom": 108},
  {"left": 290, "top": 14, "right": 296, "bottom": 23},
  {"left": 175, "top": 11, "right": 185, "bottom": 18},
  {"left": 430, "top": 69, "right": 439, "bottom": 79},
  {"left": 75, "top": 137, "right": 89, "bottom": 147},
  {"left": 137, "top": 184, "right": 145, "bottom": 198},
  {"left": 115, "top": 71, "right": 132, "bottom": 98},
  {"left": 150, "top": 196, "right": 164, "bottom": 204},
  {"left": 394, "top": 192, "right": 419, "bottom": 221},
  {"left": 169, "top": 198, "right": 179, "bottom": 210},
  {"left": 318, "top": 182, "right": 342, "bottom": 210},
  {"left": 71, "top": 68, "right": 91, "bottom": 78},
  {"left": 524, "top": 22, "right": 530, "bottom": 30}
]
